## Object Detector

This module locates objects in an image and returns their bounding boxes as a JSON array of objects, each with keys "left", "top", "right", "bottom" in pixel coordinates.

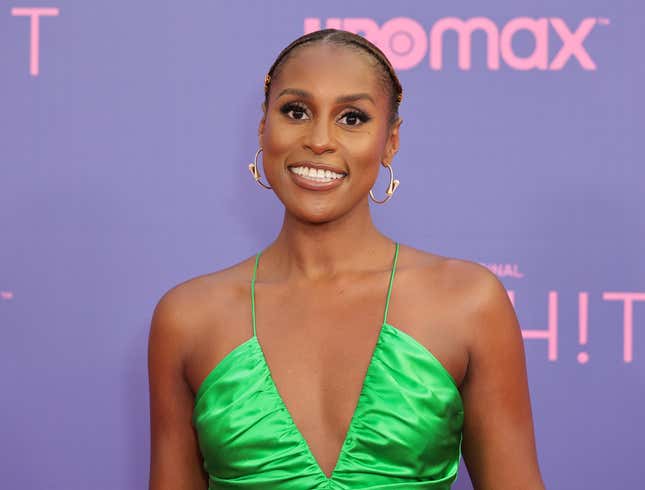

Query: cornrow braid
[{"left": 263, "top": 29, "right": 403, "bottom": 124}]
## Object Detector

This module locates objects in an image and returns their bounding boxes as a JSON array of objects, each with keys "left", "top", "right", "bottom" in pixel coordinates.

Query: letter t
[
  {"left": 603, "top": 292, "right": 645, "bottom": 362},
  {"left": 11, "top": 7, "right": 60, "bottom": 76}
]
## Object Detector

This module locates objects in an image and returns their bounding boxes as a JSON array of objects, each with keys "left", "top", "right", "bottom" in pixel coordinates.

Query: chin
[{"left": 290, "top": 205, "right": 341, "bottom": 225}]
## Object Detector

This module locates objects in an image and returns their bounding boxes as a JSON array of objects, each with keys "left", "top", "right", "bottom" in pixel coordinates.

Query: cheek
[
  {"left": 262, "top": 116, "right": 299, "bottom": 158},
  {"left": 336, "top": 129, "right": 388, "bottom": 168}
]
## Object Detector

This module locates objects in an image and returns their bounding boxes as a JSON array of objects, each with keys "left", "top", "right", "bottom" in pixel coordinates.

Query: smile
[{"left": 288, "top": 165, "right": 346, "bottom": 183}]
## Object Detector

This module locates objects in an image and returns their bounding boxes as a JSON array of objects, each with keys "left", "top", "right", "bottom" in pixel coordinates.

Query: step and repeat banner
[{"left": 1, "top": 1, "right": 643, "bottom": 489}]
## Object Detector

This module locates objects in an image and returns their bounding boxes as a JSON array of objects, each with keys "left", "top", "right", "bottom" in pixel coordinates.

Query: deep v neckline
[{"left": 250, "top": 242, "right": 400, "bottom": 481}]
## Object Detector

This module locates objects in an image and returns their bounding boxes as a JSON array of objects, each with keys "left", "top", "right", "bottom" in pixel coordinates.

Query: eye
[
  {"left": 280, "top": 102, "right": 310, "bottom": 121},
  {"left": 338, "top": 110, "right": 371, "bottom": 127}
]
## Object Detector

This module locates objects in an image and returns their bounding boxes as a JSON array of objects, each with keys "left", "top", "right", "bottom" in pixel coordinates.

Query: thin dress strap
[
  {"left": 382, "top": 242, "right": 400, "bottom": 325},
  {"left": 251, "top": 251, "right": 262, "bottom": 338}
]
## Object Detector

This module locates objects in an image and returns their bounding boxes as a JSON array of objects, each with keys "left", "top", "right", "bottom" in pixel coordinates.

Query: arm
[
  {"left": 148, "top": 290, "right": 208, "bottom": 490},
  {"left": 460, "top": 267, "right": 546, "bottom": 490}
]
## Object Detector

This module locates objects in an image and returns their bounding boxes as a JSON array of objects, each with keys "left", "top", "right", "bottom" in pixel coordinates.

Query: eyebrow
[{"left": 276, "top": 88, "right": 375, "bottom": 104}]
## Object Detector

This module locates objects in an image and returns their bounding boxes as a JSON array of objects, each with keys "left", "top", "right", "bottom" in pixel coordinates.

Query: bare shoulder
[
  {"left": 402, "top": 246, "right": 546, "bottom": 489},
  {"left": 400, "top": 243, "right": 515, "bottom": 347},
  {"left": 147, "top": 256, "right": 258, "bottom": 489},
  {"left": 402, "top": 243, "right": 507, "bottom": 310},
  {"left": 434, "top": 254, "right": 517, "bottom": 345},
  {"left": 437, "top": 254, "right": 508, "bottom": 311},
  {"left": 408, "top": 250, "right": 545, "bottom": 487},
  {"left": 148, "top": 255, "right": 257, "bottom": 364}
]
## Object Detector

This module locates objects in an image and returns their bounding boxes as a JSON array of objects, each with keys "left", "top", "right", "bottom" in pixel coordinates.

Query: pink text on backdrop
[
  {"left": 304, "top": 17, "right": 606, "bottom": 71},
  {"left": 483, "top": 263, "right": 524, "bottom": 278},
  {"left": 603, "top": 292, "right": 645, "bottom": 363},
  {"left": 11, "top": 7, "right": 60, "bottom": 76},
  {"left": 508, "top": 291, "right": 644, "bottom": 363}
]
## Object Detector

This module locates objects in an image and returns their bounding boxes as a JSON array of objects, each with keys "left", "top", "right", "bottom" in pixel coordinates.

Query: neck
[{"left": 263, "top": 200, "right": 394, "bottom": 281}]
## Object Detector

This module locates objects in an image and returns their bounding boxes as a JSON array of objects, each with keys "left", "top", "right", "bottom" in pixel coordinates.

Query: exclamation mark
[{"left": 577, "top": 292, "right": 590, "bottom": 363}]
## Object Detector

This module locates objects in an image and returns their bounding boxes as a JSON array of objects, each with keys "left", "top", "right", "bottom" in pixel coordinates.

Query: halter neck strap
[
  {"left": 251, "top": 251, "right": 262, "bottom": 337},
  {"left": 383, "top": 242, "right": 400, "bottom": 325}
]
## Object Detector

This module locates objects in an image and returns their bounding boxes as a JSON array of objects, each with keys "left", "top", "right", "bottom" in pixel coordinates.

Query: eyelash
[{"left": 279, "top": 102, "right": 372, "bottom": 126}]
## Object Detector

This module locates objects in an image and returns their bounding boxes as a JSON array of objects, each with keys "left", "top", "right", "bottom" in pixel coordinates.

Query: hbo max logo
[{"left": 304, "top": 17, "right": 607, "bottom": 71}]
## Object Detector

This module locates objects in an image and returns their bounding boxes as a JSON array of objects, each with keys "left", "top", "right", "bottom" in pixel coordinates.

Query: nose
[{"left": 304, "top": 117, "right": 336, "bottom": 155}]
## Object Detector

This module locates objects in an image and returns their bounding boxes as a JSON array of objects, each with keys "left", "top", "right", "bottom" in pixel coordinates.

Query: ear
[
  {"left": 258, "top": 102, "right": 267, "bottom": 147},
  {"left": 383, "top": 117, "right": 402, "bottom": 165}
]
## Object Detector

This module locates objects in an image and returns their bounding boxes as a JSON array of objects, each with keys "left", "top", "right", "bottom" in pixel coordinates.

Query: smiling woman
[
  {"left": 256, "top": 30, "right": 403, "bottom": 220},
  {"left": 148, "top": 29, "right": 546, "bottom": 490}
]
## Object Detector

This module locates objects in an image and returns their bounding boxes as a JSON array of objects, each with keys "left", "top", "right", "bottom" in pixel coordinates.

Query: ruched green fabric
[{"left": 193, "top": 243, "right": 464, "bottom": 489}]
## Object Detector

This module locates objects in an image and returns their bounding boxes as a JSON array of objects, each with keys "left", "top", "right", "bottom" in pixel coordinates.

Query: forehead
[{"left": 271, "top": 43, "right": 387, "bottom": 103}]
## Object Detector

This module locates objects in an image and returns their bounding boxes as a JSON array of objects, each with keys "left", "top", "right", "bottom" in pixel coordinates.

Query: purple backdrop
[{"left": 1, "top": 1, "right": 643, "bottom": 488}]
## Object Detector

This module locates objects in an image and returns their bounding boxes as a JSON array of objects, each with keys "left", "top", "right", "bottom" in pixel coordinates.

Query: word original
[{"left": 483, "top": 263, "right": 525, "bottom": 278}]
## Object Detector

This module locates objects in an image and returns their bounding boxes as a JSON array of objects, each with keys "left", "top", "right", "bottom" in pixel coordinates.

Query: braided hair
[{"left": 263, "top": 29, "right": 403, "bottom": 124}]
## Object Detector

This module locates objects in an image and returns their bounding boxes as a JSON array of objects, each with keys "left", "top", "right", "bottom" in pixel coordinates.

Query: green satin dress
[{"left": 192, "top": 242, "right": 464, "bottom": 489}]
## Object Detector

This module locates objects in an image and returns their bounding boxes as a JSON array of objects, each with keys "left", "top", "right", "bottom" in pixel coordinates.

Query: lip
[{"left": 287, "top": 161, "right": 348, "bottom": 175}]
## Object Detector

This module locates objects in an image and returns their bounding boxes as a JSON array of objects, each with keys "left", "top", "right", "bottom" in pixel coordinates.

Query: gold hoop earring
[
  {"left": 248, "top": 148, "right": 272, "bottom": 189},
  {"left": 369, "top": 163, "right": 400, "bottom": 204}
]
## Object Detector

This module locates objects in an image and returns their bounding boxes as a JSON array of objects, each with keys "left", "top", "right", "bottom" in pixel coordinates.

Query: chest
[
  {"left": 192, "top": 319, "right": 465, "bottom": 486},
  {"left": 190, "top": 267, "right": 467, "bottom": 480},
  {"left": 248, "top": 271, "right": 466, "bottom": 395}
]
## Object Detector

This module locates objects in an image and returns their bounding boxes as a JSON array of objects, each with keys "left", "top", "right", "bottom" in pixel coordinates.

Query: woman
[{"left": 148, "top": 29, "right": 546, "bottom": 489}]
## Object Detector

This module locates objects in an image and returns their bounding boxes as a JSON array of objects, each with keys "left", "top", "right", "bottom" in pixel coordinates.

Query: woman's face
[{"left": 259, "top": 43, "right": 401, "bottom": 223}]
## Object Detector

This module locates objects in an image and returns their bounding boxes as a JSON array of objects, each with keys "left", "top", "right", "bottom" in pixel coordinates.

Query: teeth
[{"left": 289, "top": 166, "right": 345, "bottom": 183}]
